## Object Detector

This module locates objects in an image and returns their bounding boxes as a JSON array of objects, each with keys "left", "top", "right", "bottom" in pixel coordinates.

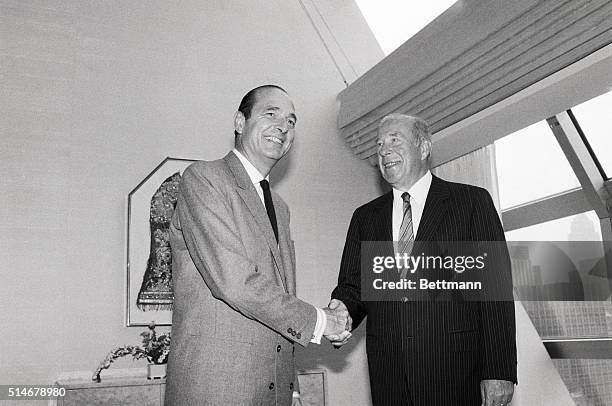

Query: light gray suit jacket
[{"left": 165, "top": 152, "right": 317, "bottom": 406}]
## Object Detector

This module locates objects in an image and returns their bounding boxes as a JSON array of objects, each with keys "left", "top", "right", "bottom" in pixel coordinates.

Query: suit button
[
  {"left": 401, "top": 297, "right": 408, "bottom": 303},
  {"left": 289, "top": 382, "right": 294, "bottom": 390},
  {"left": 296, "top": 333, "right": 301, "bottom": 339},
  {"left": 287, "top": 328, "right": 293, "bottom": 334},
  {"left": 292, "top": 331, "right": 296, "bottom": 336},
  {"left": 277, "top": 345, "right": 281, "bottom": 352},
  {"left": 269, "top": 382, "right": 275, "bottom": 390}
]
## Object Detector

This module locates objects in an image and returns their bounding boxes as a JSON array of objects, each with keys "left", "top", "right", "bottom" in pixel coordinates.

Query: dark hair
[
  {"left": 234, "top": 85, "right": 287, "bottom": 140},
  {"left": 238, "top": 84, "right": 287, "bottom": 119}
]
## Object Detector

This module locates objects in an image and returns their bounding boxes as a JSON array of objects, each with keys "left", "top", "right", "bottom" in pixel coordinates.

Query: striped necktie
[{"left": 397, "top": 192, "right": 414, "bottom": 278}]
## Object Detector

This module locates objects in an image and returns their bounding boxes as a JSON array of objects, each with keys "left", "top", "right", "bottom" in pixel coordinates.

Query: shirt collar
[
  {"left": 392, "top": 170, "right": 432, "bottom": 205},
  {"left": 232, "top": 148, "right": 269, "bottom": 185}
]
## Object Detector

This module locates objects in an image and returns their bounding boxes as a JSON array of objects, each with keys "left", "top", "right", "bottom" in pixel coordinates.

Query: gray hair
[{"left": 379, "top": 113, "right": 431, "bottom": 146}]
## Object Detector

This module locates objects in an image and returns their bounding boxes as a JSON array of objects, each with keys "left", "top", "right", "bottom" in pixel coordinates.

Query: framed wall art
[{"left": 126, "top": 157, "right": 197, "bottom": 326}]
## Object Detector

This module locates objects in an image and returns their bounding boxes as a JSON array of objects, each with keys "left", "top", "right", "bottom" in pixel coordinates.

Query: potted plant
[{"left": 92, "top": 322, "right": 171, "bottom": 382}]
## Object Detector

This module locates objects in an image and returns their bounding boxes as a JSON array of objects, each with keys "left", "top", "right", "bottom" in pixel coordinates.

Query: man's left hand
[{"left": 480, "top": 379, "right": 514, "bottom": 406}]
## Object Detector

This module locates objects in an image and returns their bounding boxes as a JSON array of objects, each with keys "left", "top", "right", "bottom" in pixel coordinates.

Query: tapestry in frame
[{"left": 126, "top": 157, "right": 196, "bottom": 326}]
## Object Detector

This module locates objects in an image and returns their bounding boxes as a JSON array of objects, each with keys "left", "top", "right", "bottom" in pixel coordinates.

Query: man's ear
[
  {"left": 420, "top": 139, "right": 432, "bottom": 160},
  {"left": 234, "top": 111, "right": 245, "bottom": 137}
]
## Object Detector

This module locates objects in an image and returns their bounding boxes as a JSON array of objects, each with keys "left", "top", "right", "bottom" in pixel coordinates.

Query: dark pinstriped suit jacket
[{"left": 332, "top": 175, "right": 517, "bottom": 406}]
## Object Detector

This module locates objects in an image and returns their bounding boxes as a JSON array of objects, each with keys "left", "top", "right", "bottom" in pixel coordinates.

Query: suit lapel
[
  {"left": 374, "top": 192, "right": 394, "bottom": 241},
  {"left": 416, "top": 175, "right": 450, "bottom": 242},
  {"left": 375, "top": 194, "right": 397, "bottom": 273},
  {"left": 224, "top": 152, "right": 288, "bottom": 291}
]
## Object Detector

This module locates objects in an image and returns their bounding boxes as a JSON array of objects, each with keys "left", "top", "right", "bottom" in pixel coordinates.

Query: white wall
[{"left": 0, "top": 1, "right": 384, "bottom": 405}]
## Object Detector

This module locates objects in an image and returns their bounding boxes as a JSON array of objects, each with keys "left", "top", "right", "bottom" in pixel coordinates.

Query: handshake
[{"left": 322, "top": 299, "right": 352, "bottom": 348}]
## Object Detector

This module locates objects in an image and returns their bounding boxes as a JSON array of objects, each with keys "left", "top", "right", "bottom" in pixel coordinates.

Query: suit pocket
[{"left": 449, "top": 330, "right": 480, "bottom": 352}]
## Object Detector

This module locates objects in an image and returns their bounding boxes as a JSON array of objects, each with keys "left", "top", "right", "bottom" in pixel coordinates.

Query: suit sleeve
[
  {"left": 471, "top": 188, "right": 517, "bottom": 383},
  {"left": 331, "top": 210, "right": 368, "bottom": 329},
  {"left": 176, "top": 165, "right": 317, "bottom": 347}
]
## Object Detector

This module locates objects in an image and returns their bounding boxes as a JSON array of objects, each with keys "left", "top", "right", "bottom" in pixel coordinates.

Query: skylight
[{"left": 355, "top": 0, "right": 457, "bottom": 55}]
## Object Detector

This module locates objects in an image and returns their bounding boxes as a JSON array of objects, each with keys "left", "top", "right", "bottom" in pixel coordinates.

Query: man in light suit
[
  {"left": 165, "top": 85, "right": 349, "bottom": 406},
  {"left": 330, "top": 114, "right": 517, "bottom": 406}
]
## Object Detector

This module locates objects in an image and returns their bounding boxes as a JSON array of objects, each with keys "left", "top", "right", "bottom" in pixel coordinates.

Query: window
[
  {"left": 506, "top": 212, "right": 610, "bottom": 339},
  {"left": 495, "top": 121, "right": 580, "bottom": 210},
  {"left": 570, "top": 91, "right": 612, "bottom": 179},
  {"left": 355, "top": 0, "right": 456, "bottom": 55},
  {"left": 506, "top": 209, "right": 612, "bottom": 405}
]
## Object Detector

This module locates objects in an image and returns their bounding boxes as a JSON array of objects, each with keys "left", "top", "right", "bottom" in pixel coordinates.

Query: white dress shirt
[
  {"left": 232, "top": 148, "right": 268, "bottom": 201},
  {"left": 392, "top": 170, "right": 433, "bottom": 241},
  {"left": 232, "top": 149, "right": 326, "bottom": 344}
]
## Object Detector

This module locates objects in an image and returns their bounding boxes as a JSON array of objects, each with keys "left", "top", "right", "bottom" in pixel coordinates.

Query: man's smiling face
[
  {"left": 235, "top": 87, "right": 297, "bottom": 171},
  {"left": 376, "top": 117, "right": 429, "bottom": 190}
]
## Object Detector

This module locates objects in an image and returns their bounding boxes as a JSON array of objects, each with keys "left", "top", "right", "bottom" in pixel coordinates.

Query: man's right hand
[{"left": 323, "top": 299, "right": 352, "bottom": 347}]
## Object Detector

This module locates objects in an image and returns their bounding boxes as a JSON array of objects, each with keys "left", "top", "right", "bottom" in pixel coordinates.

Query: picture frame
[{"left": 126, "top": 157, "right": 197, "bottom": 326}]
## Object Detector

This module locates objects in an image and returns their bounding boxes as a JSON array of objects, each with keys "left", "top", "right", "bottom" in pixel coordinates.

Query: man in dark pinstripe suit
[{"left": 330, "top": 114, "right": 517, "bottom": 406}]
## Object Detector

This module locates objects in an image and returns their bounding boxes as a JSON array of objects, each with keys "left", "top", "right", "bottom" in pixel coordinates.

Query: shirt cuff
[{"left": 310, "top": 307, "right": 327, "bottom": 344}]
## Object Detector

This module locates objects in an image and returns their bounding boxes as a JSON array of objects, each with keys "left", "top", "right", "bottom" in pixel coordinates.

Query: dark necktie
[
  {"left": 259, "top": 179, "right": 279, "bottom": 243},
  {"left": 398, "top": 192, "right": 414, "bottom": 279}
]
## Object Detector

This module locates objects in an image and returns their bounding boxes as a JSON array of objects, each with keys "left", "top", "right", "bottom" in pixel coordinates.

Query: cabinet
[{"left": 57, "top": 368, "right": 326, "bottom": 405}]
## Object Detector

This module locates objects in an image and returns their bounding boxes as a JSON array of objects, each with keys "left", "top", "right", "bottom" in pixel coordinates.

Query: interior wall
[{"left": 0, "top": 1, "right": 383, "bottom": 405}]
